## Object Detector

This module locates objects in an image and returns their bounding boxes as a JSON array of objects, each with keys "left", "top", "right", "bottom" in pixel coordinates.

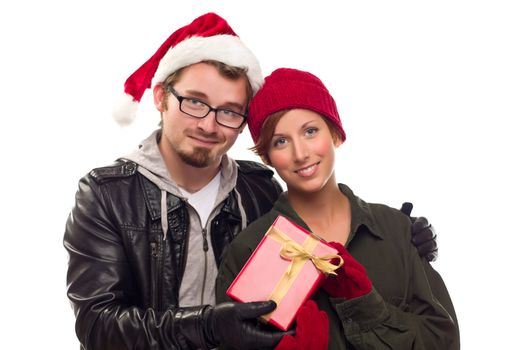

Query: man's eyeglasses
[{"left": 166, "top": 86, "right": 247, "bottom": 129}]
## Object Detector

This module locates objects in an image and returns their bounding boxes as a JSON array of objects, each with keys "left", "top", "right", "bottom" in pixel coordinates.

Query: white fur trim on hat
[
  {"left": 151, "top": 34, "right": 263, "bottom": 92},
  {"left": 113, "top": 93, "right": 139, "bottom": 126}
]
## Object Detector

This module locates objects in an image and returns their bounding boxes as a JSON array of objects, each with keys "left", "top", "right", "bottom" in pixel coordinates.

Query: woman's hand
[
  {"left": 322, "top": 242, "right": 372, "bottom": 299},
  {"left": 274, "top": 300, "right": 329, "bottom": 350}
]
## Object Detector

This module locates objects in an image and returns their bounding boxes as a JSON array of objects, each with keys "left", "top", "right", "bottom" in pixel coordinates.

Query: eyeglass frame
[{"left": 165, "top": 85, "right": 248, "bottom": 129}]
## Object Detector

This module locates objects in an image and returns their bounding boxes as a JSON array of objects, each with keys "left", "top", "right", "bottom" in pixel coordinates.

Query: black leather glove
[
  {"left": 401, "top": 202, "right": 438, "bottom": 262},
  {"left": 177, "top": 301, "right": 287, "bottom": 349},
  {"left": 205, "top": 300, "right": 287, "bottom": 349}
]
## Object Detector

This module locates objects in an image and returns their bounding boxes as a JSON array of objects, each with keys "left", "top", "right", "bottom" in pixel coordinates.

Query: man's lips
[
  {"left": 188, "top": 134, "right": 220, "bottom": 146},
  {"left": 294, "top": 162, "right": 320, "bottom": 177}
]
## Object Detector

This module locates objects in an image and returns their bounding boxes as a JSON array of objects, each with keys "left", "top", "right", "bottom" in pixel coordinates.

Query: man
[{"left": 64, "top": 13, "right": 437, "bottom": 349}]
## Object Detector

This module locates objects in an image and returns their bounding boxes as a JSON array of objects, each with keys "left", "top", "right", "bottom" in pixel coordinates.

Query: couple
[{"left": 64, "top": 12, "right": 458, "bottom": 349}]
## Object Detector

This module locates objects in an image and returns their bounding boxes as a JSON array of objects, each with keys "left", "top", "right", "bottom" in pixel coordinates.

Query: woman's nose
[{"left": 292, "top": 139, "right": 309, "bottom": 162}]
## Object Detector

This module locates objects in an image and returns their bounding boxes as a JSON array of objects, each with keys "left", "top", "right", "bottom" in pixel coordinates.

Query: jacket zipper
[
  {"left": 150, "top": 239, "right": 162, "bottom": 311},
  {"left": 201, "top": 227, "right": 208, "bottom": 305}
]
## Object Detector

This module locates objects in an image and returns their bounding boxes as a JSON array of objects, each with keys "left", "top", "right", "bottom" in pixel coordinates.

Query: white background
[{"left": 1, "top": 0, "right": 524, "bottom": 348}]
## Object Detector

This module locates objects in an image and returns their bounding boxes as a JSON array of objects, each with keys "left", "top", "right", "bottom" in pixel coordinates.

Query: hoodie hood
[{"left": 122, "top": 129, "right": 240, "bottom": 238}]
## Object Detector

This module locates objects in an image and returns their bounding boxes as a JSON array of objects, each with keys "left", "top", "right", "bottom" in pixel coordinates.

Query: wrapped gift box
[{"left": 226, "top": 215, "right": 341, "bottom": 330}]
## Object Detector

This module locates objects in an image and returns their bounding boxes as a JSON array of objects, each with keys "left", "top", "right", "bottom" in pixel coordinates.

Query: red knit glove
[
  {"left": 322, "top": 242, "right": 372, "bottom": 299},
  {"left": 274, "top": 300, "right": 329, "bottom": 350}
]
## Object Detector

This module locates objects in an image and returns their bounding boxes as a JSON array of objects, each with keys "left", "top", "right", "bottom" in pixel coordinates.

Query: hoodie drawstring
[
  {"left": 233, "top": 188, "right": 248, "bottom": 230},
  {"left": 161, "top": 189, "right": 168, "bottom": 240}
]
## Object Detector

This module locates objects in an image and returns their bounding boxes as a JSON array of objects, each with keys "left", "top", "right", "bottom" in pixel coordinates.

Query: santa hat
[
  {"left": 248, "top": 68, "right": 346, "bottom": 144},
  {"left": 113, "top": 12, "right": 263, "bottom": 125}
]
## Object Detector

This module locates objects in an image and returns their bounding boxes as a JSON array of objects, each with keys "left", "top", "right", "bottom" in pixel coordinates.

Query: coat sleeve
[
  {"left": 330, "top": 248, "right": 460, "bottom": 349},
  {"left": 215, "top": 228, "right": 260, "bottom": 350},
  {"left": 64, "top": 176, "right": 202, "bottom": 350},
  {"left": 215, "top": 233, "right": 254, "bottom": 306}
]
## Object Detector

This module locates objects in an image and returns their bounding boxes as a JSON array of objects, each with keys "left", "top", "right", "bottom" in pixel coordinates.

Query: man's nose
[{"left": 196, "top": 110, "right": 218, "bottom": 133}]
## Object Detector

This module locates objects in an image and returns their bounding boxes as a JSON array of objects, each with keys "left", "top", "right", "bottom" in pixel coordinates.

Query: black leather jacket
[{"left": 64, "top": 159, "right": 282, "bottom": 349}]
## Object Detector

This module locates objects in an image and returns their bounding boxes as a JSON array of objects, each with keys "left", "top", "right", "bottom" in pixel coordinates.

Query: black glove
[
  {"left": 205, "top": 300, "right": 287, "bottom": 349},
  {"left": 400, "top": 202, "right": 438, "bottom": 262},
  {"left": 177, "top": 301, "right": 287, "bottom": 349}
]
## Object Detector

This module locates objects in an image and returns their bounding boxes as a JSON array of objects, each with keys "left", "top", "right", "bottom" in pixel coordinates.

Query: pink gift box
[{"left": 226, "top": 215, "right": 339, "bottom": 330}]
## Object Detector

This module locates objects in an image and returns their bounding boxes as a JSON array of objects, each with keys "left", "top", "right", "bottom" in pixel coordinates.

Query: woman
[{"left": 216, "top": 68, "right": 459, "bottom": 349}]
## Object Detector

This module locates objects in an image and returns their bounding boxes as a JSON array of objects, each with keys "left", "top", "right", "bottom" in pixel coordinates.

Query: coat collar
[
  {"left": 272, "top": 184, "right": 384, "bottom": 241},
  {"left": 139, "top": 176, "right": 182, "bottom": 221},
  {"left": 340, "top": 184, "right": 384, "bottom": 240}
]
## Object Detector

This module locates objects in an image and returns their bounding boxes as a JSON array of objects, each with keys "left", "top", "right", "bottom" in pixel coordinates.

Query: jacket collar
[
  {"left": 339, "top": 184, "right": 384, "bottom": 240},
  {"left": 140, "top": 176, "right": 183, "bottom": 221},
  {"left": 220, "top": 191, "right": 241, "bottom": 221},
  {"left": 273, "top": 184, "right": 384, "bottom": 241}
]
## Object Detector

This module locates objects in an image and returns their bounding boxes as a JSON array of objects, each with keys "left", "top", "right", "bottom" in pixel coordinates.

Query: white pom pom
[{"left": 112, "top": 93, "right": 139, "bottom": 126}]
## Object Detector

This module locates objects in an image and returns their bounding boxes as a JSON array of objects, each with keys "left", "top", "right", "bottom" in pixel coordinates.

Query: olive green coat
[{"left": 216, "top": 184, "right": 460, "bottom": 349}]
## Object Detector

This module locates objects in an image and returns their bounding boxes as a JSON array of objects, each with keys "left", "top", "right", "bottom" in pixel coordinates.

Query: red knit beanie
[{"left": 248, "top": 68, "right": 345, "bottom": 144}]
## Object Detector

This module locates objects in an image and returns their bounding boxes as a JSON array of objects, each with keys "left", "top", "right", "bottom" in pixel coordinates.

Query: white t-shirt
[{"left": 179, "top": 171, "right": 221, "bottom": 226}]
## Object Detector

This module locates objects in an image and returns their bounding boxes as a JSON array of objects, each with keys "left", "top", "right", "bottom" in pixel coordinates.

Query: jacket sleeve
[
  {"left": 64, "top": 176, "right": 204, "bottom": 350},
  {"left": 215, "top": 237, "right": 251, "bottom": 306},
  {"left": 329, "top": 249, "right": 460, "bottom": 349}
]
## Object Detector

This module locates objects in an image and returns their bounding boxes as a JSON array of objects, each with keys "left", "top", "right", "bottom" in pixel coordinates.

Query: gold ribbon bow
[{"left": 279, "top": 238, "right": 343, "bottom": 276}]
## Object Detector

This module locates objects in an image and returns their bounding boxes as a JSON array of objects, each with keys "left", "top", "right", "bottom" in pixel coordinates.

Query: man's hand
[
  {"left": 275, "top": 300, "right": 329, "bottom": 350},
  {"left": 401, "top": 202, "right": 438, "bottom": 262},
  {"left": 203, "top": 301, "right": 287, "bottom": 349}
]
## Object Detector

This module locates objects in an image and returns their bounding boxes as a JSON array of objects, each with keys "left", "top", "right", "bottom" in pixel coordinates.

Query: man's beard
[{"left": 178, "top": 147, "right": 215, "bottom": 168}]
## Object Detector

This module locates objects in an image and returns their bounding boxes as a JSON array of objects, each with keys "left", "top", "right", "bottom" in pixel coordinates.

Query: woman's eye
[
  {"left": 273, "top": 137, "right": 287, "bottom": 147},
  {"left": 305, "top": 127, "right": 318, "bottom": 136}
]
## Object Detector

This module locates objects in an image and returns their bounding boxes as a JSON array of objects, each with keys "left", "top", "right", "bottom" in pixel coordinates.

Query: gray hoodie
[{"left": 123, "top": 129, "right": 247, "bottom": 307}]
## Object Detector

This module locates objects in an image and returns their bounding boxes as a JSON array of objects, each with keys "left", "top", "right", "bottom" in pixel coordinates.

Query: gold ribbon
[
  {"left": 278, "top": 236, "right": 343, "bottom": 276},
  {"left": 261, "top": 226, "right": 343, "bottom": 322}
]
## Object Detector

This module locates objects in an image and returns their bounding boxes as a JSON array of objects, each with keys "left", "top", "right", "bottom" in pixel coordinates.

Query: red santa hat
[{"left": 113, "top": 12, "right": 263, "bottom": 125}]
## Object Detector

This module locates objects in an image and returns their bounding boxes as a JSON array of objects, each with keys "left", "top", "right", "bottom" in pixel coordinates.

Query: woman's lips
[{"left": 295, "top": 162, "right": 319, "bottom": 177}]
